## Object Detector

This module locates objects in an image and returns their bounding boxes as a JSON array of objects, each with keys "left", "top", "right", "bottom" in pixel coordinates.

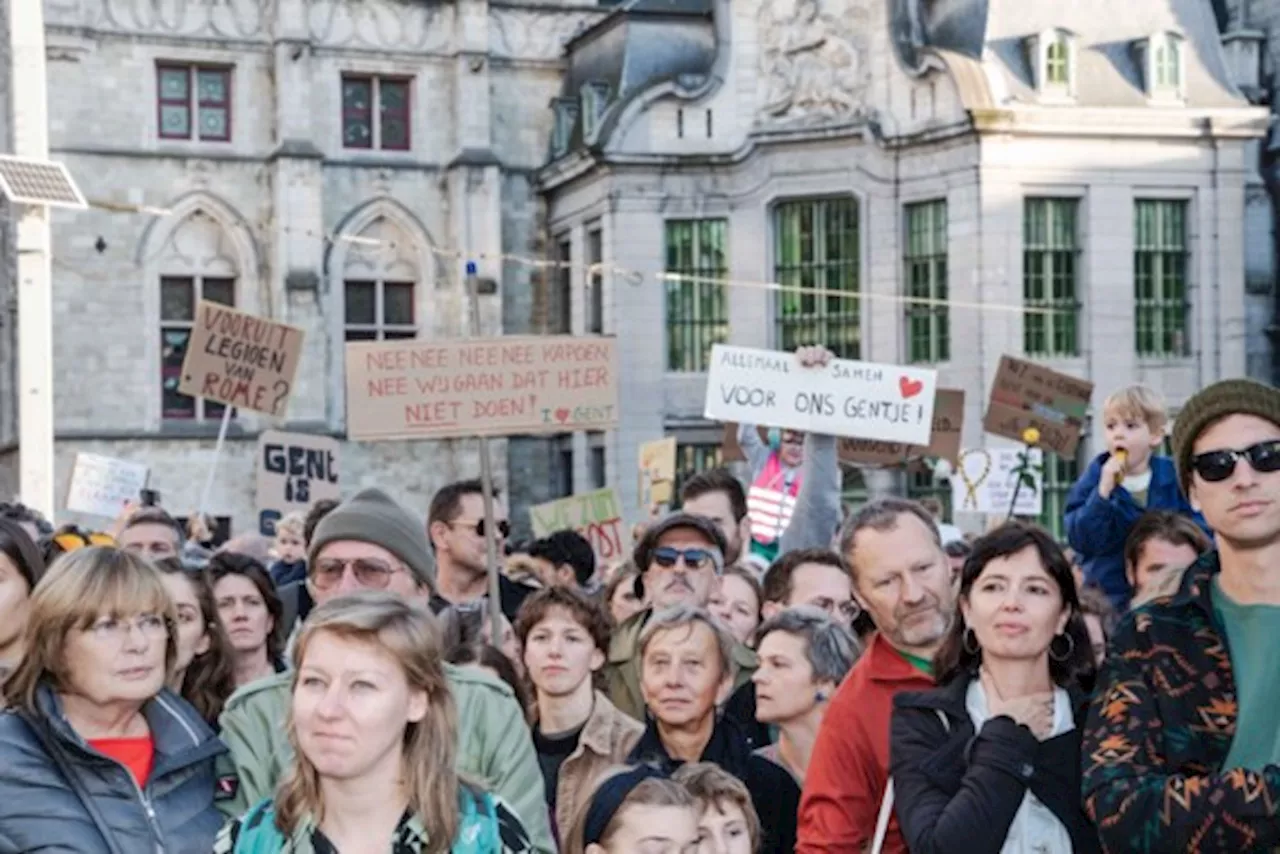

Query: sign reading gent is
[
  {"left": 256, "top": 431, "right": 341, "bottom": 536},
  {"left": 178, "top": 301, "right": 306, "bottom": 417}
]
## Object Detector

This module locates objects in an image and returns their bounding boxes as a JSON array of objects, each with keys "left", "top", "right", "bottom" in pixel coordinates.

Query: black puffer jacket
[
  {"left": 889, "top": 672, "right": 1102, "bottom": 854},
  {"left": 0, "top": 683, "right": 227, "bottom": 853}
]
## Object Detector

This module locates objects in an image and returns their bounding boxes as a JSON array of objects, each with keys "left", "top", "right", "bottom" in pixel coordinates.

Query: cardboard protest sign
[
  {"left": 66, "top": 453, "right": 149, "bottom": 519},
  {"left": 951, "top": 447, "right": 1043, "bottom": 516},
  {"left": 256, "top": 431, "right": 341, "bottom": 536},
  {"left": 984, "top": 355, "right": 1093, "bottom": 457},
  {"left": 639, "top": 437, "right": 677, "bottom": 508},
  {"left": 345, "top": 336, "right": 619, "bottom": 441},
  {"left": 529, "top": 487, "right": 626, "bottom": 567},
  {"left": 177, "top": 301, "right": 305, "bottom": 417},
  {"left": 839, "top": 388, "right": 965, "bottom": 466},
  {"left": 704, "top": 345, "right": 937, "bottom": 446}
]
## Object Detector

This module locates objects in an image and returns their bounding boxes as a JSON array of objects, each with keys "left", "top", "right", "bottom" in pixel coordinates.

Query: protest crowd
[{"left": 0, "top": 336, "right": 1279, "bottom": 854}]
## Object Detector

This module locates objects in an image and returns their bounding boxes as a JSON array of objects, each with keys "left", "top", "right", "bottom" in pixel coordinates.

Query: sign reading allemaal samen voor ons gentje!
[{"left": 703, "top": 344, "right": 938, "bottom": 447}]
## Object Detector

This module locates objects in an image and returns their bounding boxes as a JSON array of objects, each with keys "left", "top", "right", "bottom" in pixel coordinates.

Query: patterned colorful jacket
[{"left": 1082, "top": 551, "right": 1280, "bottom": 853}]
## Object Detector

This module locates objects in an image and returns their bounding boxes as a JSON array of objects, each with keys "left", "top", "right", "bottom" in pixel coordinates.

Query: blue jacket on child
[{"left": 1064, "top": 453, "right": 1209, "bottom": 609}]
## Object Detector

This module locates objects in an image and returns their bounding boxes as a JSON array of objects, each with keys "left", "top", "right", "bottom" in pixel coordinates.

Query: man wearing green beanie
[
  {"left": 1083, "top": 378, "right": 1280, "bottom": 853},
  {"left": 216, "top": 488, "right": 555, "bottom": 853}
]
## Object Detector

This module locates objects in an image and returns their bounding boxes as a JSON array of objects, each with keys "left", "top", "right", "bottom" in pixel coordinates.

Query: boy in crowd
[{"left": 1065, "top": 384, "right": 1207, "bottom": 609}]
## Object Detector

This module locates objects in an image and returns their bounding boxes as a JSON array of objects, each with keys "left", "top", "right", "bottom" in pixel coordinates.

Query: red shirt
[
  {"left": 797, "top": 634, "right": 934, "bottom": 854},
  {"left": 89, "top": 736, "right": 155, "bottom": 787}
]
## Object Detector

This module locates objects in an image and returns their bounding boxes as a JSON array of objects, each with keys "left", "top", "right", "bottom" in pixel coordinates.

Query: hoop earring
[
  {"left": 962, "top": 627, "right": 980, "bottom": 656},
  {"left": 1049, "top": 632, "right": 1074, "bottom": 663}
]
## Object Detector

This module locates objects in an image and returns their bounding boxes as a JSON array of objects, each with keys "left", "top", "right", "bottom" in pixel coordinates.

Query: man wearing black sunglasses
[
  {"left": 1084, "top": 378, "right": 1280, "bottom": 854},
  {"left": 603, "top": 513, "right": 758, "bottom": 721},
  {"left": 427, "top": 479, "right": 535, "bottom": 621}
]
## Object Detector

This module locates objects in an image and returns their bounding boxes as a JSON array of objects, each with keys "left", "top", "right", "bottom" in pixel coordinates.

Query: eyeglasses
[
  {"left": 809, "top": 597, "right": 862, "bottom": 622},
  {"left": 450, "top": 519, "right": 511, "bottom": 539},
  {"left": 311, "top": 557, "right": 406, "bottom": 591},
  {"left": 1191, "top": 440, "right": 1280, "bottom": 483},
  {"left": 652, "top": 547, "right": 716, "bottom": 571},
  {"left": 53, "top": 531, "right": 115, "bottom": 553},
  {"left": 85, "top": 613, "right": 168, "bottom": 644}
]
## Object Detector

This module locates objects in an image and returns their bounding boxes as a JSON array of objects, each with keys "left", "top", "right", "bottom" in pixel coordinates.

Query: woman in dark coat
[{"left": 889, "top": 522, "right": 1101, "bottom": 854}]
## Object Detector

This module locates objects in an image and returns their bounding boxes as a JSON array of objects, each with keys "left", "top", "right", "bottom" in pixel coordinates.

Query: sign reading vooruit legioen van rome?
[
  {"left": 344, "top": 336, "right": 620, "bottom": 441},
  {"left": 177, "top": 301, "right": 306, "bottom": 417}
]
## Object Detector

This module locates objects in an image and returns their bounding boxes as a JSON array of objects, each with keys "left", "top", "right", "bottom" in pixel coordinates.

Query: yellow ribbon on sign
[{"left": 958, "top": 449, "right": 993, "bottom": 510}]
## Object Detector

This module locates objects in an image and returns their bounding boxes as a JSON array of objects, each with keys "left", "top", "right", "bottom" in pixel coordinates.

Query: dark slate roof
[{"left": 983, "top": 0, "right": 1246, "bottom": 107}]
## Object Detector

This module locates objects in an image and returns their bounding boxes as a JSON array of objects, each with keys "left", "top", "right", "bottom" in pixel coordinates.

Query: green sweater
[{"left": 215, "top": 663, "right": 555, "bottom": 854}]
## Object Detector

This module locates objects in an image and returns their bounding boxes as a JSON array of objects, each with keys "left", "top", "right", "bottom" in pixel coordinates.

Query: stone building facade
[
  {"left": 538, "top": 0, "right": 1269, "bottom": 534},
  {"left": 5, "top": 0, "right": 609, "bottom": 535}
]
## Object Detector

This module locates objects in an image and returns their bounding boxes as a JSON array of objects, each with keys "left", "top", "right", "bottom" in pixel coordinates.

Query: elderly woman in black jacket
[{"left": 889, "top": 522, "right": 1100, "bottom": 854}]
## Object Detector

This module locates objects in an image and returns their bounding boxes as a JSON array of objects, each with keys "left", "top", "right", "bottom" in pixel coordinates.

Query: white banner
[
  {"left": 66, "top": 453, "right": 150, "bottom": 519},
  {"left": 951, "top": 448, "right": 1044, "bottom": 516},
  {"left": 703, "top": 345, "right": 938, "bottom": 446}
]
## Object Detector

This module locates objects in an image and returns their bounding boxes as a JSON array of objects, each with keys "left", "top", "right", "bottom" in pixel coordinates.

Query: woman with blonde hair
[
  {"left": 0, "top": 546, "right": 227, "bottom": 853},
  {"left": 563, "top": 765, "right": 699, "bottom": 854},
  {"left": 215, "top": 590, "right": 533, "bottom": 854}
]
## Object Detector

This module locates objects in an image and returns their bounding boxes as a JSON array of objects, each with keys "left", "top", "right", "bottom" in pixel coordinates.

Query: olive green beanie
[{"left": 1171, "top": 378, "right": 1280, "bottom": 494}]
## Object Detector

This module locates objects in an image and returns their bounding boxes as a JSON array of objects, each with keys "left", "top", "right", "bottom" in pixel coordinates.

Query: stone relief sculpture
[
  {"left": 490, "top": 7, "right": 603, "bottom": 61},
  {"left": 757, "top": 0, "right": 872, "bottom": 125}
]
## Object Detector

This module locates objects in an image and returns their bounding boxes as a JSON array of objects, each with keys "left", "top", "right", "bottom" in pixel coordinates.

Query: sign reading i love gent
[{"left": 703, "top": 345, "right": 938, "bottom": 447}]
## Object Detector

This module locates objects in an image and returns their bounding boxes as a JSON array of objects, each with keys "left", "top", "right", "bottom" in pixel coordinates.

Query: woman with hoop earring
[{"left": 886, "top": 522, "right": 1101, "bottom": 854}]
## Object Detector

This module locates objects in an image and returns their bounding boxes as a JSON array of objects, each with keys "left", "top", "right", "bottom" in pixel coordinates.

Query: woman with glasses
[
  {"left": 0, "top": 547, "right": 227, "bottom": 853},
  {"left": 889, "top": 522, "right": 1099, "bottom": 854},
  {"left": 216, "top": 591, "right": 533, "bottom": 854},
  {"left": 751, "top": 607, "right": 858, "bottom": 853},
  {"left": 208, "top": 552, "right": 286, "bottom": 687}
]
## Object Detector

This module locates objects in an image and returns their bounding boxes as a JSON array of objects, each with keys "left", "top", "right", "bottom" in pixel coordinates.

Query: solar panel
[{"left": 0, "top": 155, "right": 86, "bottom": 209}]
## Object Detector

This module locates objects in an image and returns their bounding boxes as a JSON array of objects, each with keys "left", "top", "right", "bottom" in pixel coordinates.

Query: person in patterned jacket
[{"left": 1082, "top": 379, "right": 1280, "bottom": 853}]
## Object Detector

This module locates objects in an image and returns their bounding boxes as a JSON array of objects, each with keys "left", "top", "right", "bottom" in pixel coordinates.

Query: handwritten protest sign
[
  {"left": 177, "top": 301, "right": 305, "bottom": 417},
  {"left": 345, "top": 336, "right": 619, "bottom": 441},
  {"left": 639, "top": 437, "right": 677, "bottom": 508},
  {"left": 984, "top": 355, "right": 1093, "bottom": 457},
  {"left": 66, "top": 453, "right": 149, "bottom": 519},
  {"left": 704, "top": 345, "right": 937, "bottom": 446},
  {"left": 839, "top": 389, "right": 965, "bottom": 466},
  {"left": 256, "top": 431, "right": 341, "bottom": 535},
  {"left": 951, "top": 447, "right": 1043, "bottom": 516},
  {"left": 529, "top": 487, "right": 626, "bottom": 567}
]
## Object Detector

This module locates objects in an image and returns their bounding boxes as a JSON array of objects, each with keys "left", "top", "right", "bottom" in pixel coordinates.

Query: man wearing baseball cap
[
  {"left": 1083, "top": 379, "right": 1280, "bottom": 853},
  {"left": 604, "top": 512, "right": 757, "bottom": 721},
  {"left": 217, "top": 487, "right": 556, "bottom": 853}
]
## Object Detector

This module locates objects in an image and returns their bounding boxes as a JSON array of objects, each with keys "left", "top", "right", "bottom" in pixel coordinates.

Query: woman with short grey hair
[{"left": 752, "top": 606, "right": 859, "bottom": 784}]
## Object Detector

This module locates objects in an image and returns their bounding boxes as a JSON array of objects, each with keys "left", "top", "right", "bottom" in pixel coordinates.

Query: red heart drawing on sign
[
  {"left": 555, "top": 408, "right": 571, "bottom": 423},
  {"left": 899, "top": 376, "right": 924, "bottom": 399}
]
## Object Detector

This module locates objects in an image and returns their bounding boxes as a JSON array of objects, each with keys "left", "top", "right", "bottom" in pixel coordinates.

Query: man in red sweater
[{"left": 797, "top": 498, "right": 957, "bottom": 854}]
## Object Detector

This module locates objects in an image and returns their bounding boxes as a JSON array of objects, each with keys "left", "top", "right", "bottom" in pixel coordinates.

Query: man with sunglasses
[
  {"left": 604, "top": 512, "right": 758, "bottom": 721},
  {"left": 217, "top": 487, "right": 556, "bottom": 853},
  {"left": 427, "top": 479, "right": 536, "bottom": 621},
  {"left": 1083, "top": 379, "right": 1280, "bottom": 854}
]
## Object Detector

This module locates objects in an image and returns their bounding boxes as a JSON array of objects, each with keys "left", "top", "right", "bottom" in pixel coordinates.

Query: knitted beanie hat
[
  {"left": 1171, "top": 378, "right": 1280, "bottom": 494},
  {"left": 309, "top": 487, "right": 435, "bottom": 588}
]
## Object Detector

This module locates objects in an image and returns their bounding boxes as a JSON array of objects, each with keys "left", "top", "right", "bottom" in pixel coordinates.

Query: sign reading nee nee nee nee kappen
[{"left": 345, "top": 336, "right": 619, "bottom": 441}]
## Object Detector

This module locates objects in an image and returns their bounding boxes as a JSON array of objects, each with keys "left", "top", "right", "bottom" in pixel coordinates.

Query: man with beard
[
  {"left": 604, "top": 513, "right": 758, "bottom": 721},
  {"left": 1083, "top": 380, "right": 1280, "bottom": 852},
  {"left": 797, "top": 498, "right": 956, "bottom": 854}
]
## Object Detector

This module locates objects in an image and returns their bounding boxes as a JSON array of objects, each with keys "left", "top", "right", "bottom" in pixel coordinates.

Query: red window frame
[
  {"left": 378, "top": 78, "right": 411, "bottom": 151},
  {"left": 156, "top": 63, "right": 232, "bottom": 142}
]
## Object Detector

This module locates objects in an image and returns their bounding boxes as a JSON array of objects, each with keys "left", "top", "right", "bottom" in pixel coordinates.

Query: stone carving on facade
[
  {"left": 490, "top": 7, "right": 603, "bottom": 61},
  {"left": 756, "top": 0, "right": 872, "bottom": 126},
  {"left": 43, "top": 0, "right": 453, "bottom": 53}
]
